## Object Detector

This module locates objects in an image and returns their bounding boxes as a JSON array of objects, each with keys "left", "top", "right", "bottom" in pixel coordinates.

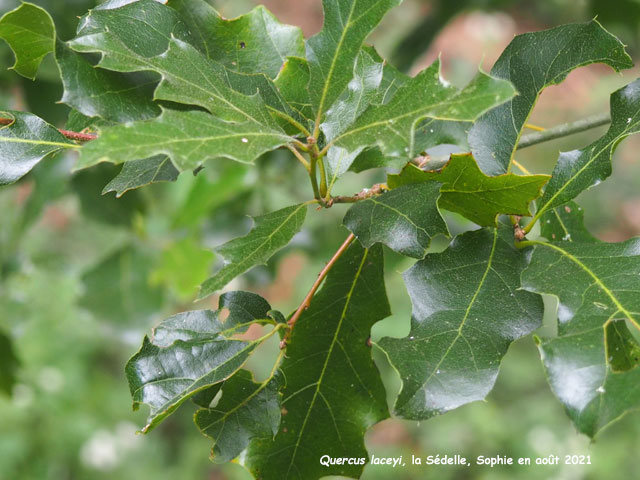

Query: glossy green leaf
[
  {"left": 194, "top": 369, "right": 282, "bottom": 463},
  {"left": 0, "top": 330, "right": 18, "bottom": 395},
  {"left": 168, "top": 0, "right": 304, "bottom": 79},
  {"left": 274, "top": 56, "right": 313, "bottom": 121},
  {"left": 0, "top": 111, "right": 76, "bottom": 186},
  {"left": 522, "top": 237, "right": 640, "bottom": 436},
  {"left": 199, "top": 203, "right": 307, "bottom": 299},
  {"left": 77, "top": 109, "right": 293, "bottom": 171},
  {"left": 69, "top": 1, "right": 292, "bottom": 130},
  {"left": 306, "top": 0, "right": 401, "bottom": 125},
  {"left": 126, "top": 291, "right": 282, "bottom": 433},
  {"left": 102, "top": 155, "right": 179, "bottom": 197},
  {"left": 332, "top": 62, "right": 516, "bottom": 160},
  {"left": 344, "top": 182, "right": 447, "bottom": 258},
  {"left": 469, "top": 20, "right": 632, "bottom": 175},
  {"left": 323, "top": 48, "right": 385, "bottom": 181},
  {"left": 246, "top": 242, "right": 390, "bottom": 480},
  {"left": 78, "top": 244, "right": 163, "bottom": 324},
  {"left": 387, "top": 153, "right": 549, "bottom": 226},
  {"left": 56, "top": 41, "right": 160, "bottom": 122},
  {"left": 0, "top": 2, "right": 55, "bottom": 79},
  {"left": 536, "top": 78, "right": 640, "bottom": 220},
  {"left": 322, "top": 48, "right": 384, "bottom": 142},
  {"left": 540, "top": 201, "right": 597, "bottom": 243},
  {"left": 379, "top": 226, "right": 543, "bottom": 419}
]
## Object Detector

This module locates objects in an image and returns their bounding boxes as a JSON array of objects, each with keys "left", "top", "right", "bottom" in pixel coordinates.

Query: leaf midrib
[
  {"left": 405, "top": 228, "right": 498, "bottom": 404},
  {"left": 285, "top": 247, "right": 369, "bottom": 477}
]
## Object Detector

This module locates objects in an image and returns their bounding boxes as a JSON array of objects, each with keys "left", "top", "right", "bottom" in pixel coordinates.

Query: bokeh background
[{"left": 1, "top": 0, "right": 640, "bottom": 479}]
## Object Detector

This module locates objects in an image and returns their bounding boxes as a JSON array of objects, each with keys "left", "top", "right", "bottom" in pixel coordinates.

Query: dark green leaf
[
  {"left": 469, "top": 20, "right": 632, "bottom": 175},
  {"left": 522, "top": 237, "right": 640, "bottom": 436},
  {"left": 274, "top": 56, "right": 313, "bottom": 120},
  {"left": 126, "top": 291, "right": 282, "bottom": 433},
  {"left": 194, "top": 369, "right": 282, "bottom": 463},
  {"left": 379, "top": 226, "right": 543, "bottom": 419},
  {"left": 0, "top": 111, "right": 76, "bottom": 186},
  {"left": 0, "top": 2, "right": 55, "bottom": 79},
  {"left": 77, "top": 109, "right": 293, "bottom": 171},
  {"left": 56, "top": 41, "right": 160, "bottom": 122},
  {"left": 69, "top": 1, "right": 292, "bottom": 131},
  {"left": 333, "top": 62, "right": 516, "bottom": 160},
  {"left": 78, "top": 244, "right": 163, "bottom": 324},
  {"left": 246, "top": 242, "right": 390, "bottom": 480},
  {"left": 306, "top": 0, "right": 401, "bottom": 125},
  {"left": 387, "top": 153, "right": 549, "bottom": 226},
  {"left": 102, "top": 156, "right": 179, "bottom": 197},
  {"left": 199, "top": 203, "right": 307, "bottom": 299},
  {"left": 540, "top": 201, "right": 597, "bottom": 243},
  {"left": 536, "top": 78, "right": 640, "bottom": 220},
  {"left": 168, "top": 0, "right": 304, "bottom": 79},
  {"left": 343, "top": 182, "right": 447, "bottom": 258}
]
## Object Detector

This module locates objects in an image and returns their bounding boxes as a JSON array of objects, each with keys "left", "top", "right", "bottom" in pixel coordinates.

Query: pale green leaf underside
[
  {"left": 332, "top": 61, "right": 516, "bottom": 160},
  {"left": 199, "top": 203, "right": 308, "bottom": 299},
  {"left": 77, "top": 108, "right": 293, "bottom": 171}
]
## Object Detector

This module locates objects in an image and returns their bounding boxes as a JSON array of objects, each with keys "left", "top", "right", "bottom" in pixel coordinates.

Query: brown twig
[
  {"left": 327, "top": 183, "right": 388, "bottom": 206},
  {"left": 0, "top": 116, "right": 97, "bottom": 142},
  {"left": 281, "top": 233, "right": 356, "bottom": 348}
]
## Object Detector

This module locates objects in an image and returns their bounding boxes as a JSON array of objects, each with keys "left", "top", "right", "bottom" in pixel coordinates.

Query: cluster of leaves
[{"left": 1, "top": 0, "right": 640, "bottom": 478}]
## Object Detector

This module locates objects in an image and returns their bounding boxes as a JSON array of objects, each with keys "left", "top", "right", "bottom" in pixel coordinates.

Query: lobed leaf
[
  {"left": 76, "top": 108, "right": 293, "bottom": 171},
  {"left": 536, "top": 78, "right": 640, "bottom": 220},
  {"left": 332, "top": 62, "right": 516, "bottom": 161},
  {"left": 0, "top": 111, "right": 76, "bottom": 186},
  {"left": 540, "top": 201, "right": 597, "bottom": 243},
  {"left": 343, "top": 182, "right": 447, "bottom": 258},
  {"left": 469, "top": 20, "right": 633, "bottom": 175},
  {"left": 126, "top": 291, "right": 282, "bottom": 433},
  {"left": 194, "top": 369, "right": 282, "bottom": 464},
  {"left": 199, "top": 203, "right": 308, "bottom": 299},
  {"left": 0, "top": 2, "right": 55, "bottom": 79},
  {"left": 306, "top": 0, "right": 401, "bottom": 126},
  {"left": 387, "top": 153, "right": 549, "bottom": 226},
  {"left": 522, "top": 234, "right": 640, "bottom": 436},
  {"left": 379, "top": 226, "right": 543, "bottom": 419},
  {"left": 168, "top": 0, "right": 304, "bottom": 79},
  {"left": 102, "top": 155, "right": 179, "bottom": 197},
  {"left": 246, "top": 242, "right": 390, "bottom": 480}
]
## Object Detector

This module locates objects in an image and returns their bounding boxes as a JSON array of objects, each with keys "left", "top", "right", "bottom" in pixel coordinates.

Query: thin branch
[
  {"left": 327, "top": 183, "right": 387, "bottom": 206},
  {"left": 517, "top": 112, "right": 610, "bottom": 150},
  {"left": 0, "top": 116, "right": 97, "bottom": 142},
  {"left": 286, "top": 145, "right": 310, "bottom": 171},
  {"left": 282, "top": 233, "right": 356, "bottom": 347},
  {"left": 267, "top": 106, "right": 312, "bottom": 138}
]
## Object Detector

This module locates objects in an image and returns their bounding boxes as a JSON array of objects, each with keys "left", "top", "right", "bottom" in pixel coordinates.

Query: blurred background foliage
[{"left": 1, "top": 0, "right": 640, "bottom": 479}]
